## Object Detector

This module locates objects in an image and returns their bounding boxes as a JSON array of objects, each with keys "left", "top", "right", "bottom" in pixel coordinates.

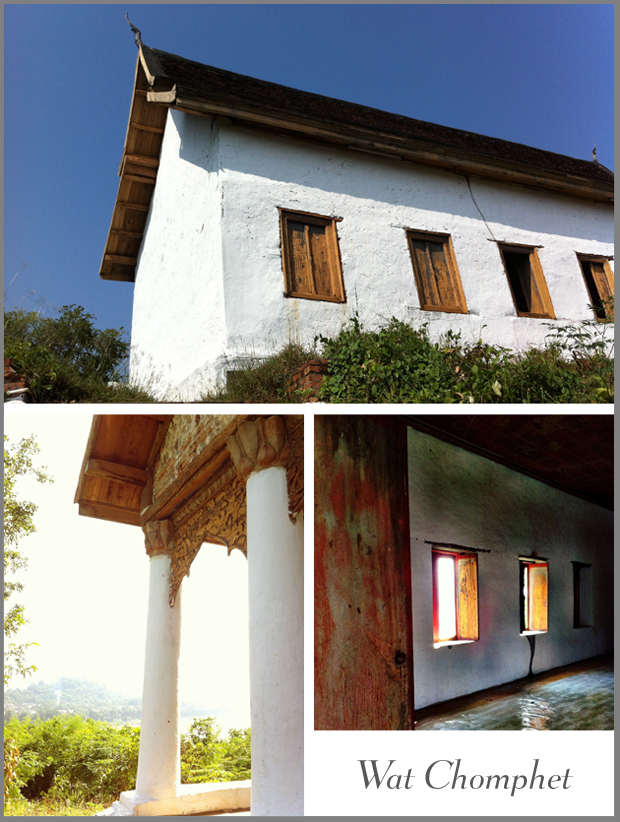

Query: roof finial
[
  {"left": 592, "top": 144, "right": 598, "bottom": 162},
  {"left": 126, "top": 13, "right": 143, "bottom": 47}
]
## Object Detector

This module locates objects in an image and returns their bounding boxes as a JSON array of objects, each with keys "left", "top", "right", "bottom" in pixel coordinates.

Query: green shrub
[
  {"left": 4, "top": 714, "right": 251, "bottom": 811},
  {"left": 317, "top": 313, "right": 613, "bottom": 404},
  {"left": 180, "top": 717, "right": 251, "bottom": 784},
  {"left": 4, "top": 305, "right": 155, "bottom": 403},
  {"left": 4, "top": 716, "right": 140, "bottom": 805},
  {"left": 201, "top": 342, "right": 317, "bottom": 403}
]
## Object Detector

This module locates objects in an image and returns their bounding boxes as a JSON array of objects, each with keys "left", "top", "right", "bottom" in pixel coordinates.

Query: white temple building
[{"left": 99, "top": 40, "right": 614, "bottom": 399}]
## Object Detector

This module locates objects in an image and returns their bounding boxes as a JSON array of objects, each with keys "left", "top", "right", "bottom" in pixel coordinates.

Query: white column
[
  {"left": 246, "top": 466, "right": 304, "bottom": 816},
  {"left": 135, "top": 520, "right": 182, "bottom": 801}
]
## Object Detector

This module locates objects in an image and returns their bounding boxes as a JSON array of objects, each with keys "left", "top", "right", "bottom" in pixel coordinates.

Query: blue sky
[{"left": 5, "top": 4, "right": 613, "bottom": 336}]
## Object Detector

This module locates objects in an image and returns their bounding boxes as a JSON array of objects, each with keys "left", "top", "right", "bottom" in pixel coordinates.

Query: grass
[
  {"left": 4, "top": 796, "right": 106, "bottom": 816},
  {"left": 201, "top": 342, "right": 318, "bottom": 403}
]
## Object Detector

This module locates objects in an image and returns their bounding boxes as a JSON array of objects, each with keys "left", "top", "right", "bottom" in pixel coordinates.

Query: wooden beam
[
  {"left": 110, "top": 229, "right": 144, "bottom": 238},
  {"left": 124, "top": 174, "right": 156, "bottom": 185},
  {"left": 130, "top": 122, "right": 165, "bottom": 134},
  {"left": 172, "top": 92, "right": 613, "bottom": 204},
  {"left": 99, "top": 269, "right": 136, "bottom": 283},
  {"left": 124, "top": 153, "right": 159, "bottom": 167},
  {"left": 85, "top": 458, "right": 147, "bottom": 487},
  {"left": 147, "top": 88, "right": 177, "bottom": 105},
  {"left": 117, "top": 201, "right": 150, "bottom": 212},
  {"left": 78, "top": 502, "right": 140, "bottom": 526},
  {"left": 104, "top": 254, "right": 138, "bottom": 265}
]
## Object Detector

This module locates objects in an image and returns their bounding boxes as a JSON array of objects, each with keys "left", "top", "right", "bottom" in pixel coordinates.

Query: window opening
[
  {"left": 520, "top": 559, "right": 548, "bottom": 634},
  {"left": 573, "top": 562, "right": 593, "bottom": 628},
  {"left": 432, "top": 548, "right": 478, "bottom": 646},
  {"left": 279, "top": 209, "right": 345, "bottom": 302},
  {"left": 498, "top": 244, "right": 555, "bottom": 318},
  {"left": 577, "top": 256, "right": 614, "bottom": 321},
  {"left": 407, "top": 230, "right": 468, "bottom": 313}
]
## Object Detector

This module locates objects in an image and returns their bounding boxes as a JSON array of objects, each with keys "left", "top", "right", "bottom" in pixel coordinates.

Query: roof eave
[
  {"left": 99, "top": 52, "right": 168, "bottom": 283},
  {"left": 166, "top": 85, "right": 613, "bottom": 205}
]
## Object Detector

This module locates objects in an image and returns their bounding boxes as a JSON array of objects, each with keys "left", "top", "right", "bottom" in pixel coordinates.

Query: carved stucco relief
[
  {"left": 226, "top": 415, "right": 304, "bottom": 522},
  {"left": 165, "top": 415, "right": 303, "bottom": 606},
  {"left": 168, "top": 472, "right": 247, "bottom": 606}
]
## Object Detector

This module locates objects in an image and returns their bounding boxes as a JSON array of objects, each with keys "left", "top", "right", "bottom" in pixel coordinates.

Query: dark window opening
[
  {"left": 573, "top": 562, "right": 593, "bottom": 628},
  {"left": 499, "top": 245, "right": 555, "bottom": 319}
]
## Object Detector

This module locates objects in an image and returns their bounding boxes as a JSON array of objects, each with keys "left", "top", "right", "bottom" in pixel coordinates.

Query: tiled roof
[{"left": 142, "top": 45, "right": 613, "bottom": 187}]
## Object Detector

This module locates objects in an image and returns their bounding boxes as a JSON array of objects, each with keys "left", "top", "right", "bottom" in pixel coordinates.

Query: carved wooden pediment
[
  {"left": 169, "top": 471, "right": 247, "bottom": 606},
  {"left": 154, "top": 414, "right": 302, "bottom": 606}
]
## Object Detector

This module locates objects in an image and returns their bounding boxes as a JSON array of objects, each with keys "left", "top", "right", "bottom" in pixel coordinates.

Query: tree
[
  {"left": 4, "top": 435, "right": 53, "bottom": 686},
  {"left": 4, "top": 304, "right": 155, "bottom": 403}
]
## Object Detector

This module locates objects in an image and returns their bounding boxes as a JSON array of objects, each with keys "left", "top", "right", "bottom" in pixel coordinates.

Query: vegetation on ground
[
  {"left": 5, "top": 300, "right": 613, "bottom": 404},
  {"left": 181, "top": 716, "right": 251, "bottom": 784},
  {"left": 317, "top": 308, "right": 614, "bottom": 403},
  {"left": 4, "top": 436, "right": 53, "bottom": 686},
  {"left": 4, "top": 304, "right": 155, "bottom": 403},
  {"left": 4, "top": 715, "right": 251, "bottom": 815},
  {"left": 201, "top": 342, "right": 317, "bottom": 403}
]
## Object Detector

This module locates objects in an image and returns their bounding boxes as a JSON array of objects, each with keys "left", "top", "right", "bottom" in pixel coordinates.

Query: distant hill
[{"left": 4, "top": 677, "right": 212, "bottom": 725}]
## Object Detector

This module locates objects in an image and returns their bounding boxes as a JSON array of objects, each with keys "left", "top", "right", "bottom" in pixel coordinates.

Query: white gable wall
[
  {"left": 131, "top": 111, "right": 613, "bottom": 398},
  {"left": 130, "top": 110, "right": 227, "bottom": 398},
  {"left": 407, "top": 427, "right": 614, "bottom": 710}
]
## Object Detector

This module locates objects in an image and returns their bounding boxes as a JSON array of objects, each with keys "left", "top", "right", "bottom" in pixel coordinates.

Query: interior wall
[{"left": 407, "top": 427, "right": 614, "bottom": 710}]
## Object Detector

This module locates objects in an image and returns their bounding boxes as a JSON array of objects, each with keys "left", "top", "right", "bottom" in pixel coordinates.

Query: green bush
[
  {"left": 4, "top": 716, "right": 140, "bottom": 805},
  {"left": 4, "top": 714, "right": 251, "bottom": 811},
  {"left": 318, "top": 313, "right": 613, "bottom": 404},
  {"left": 4, "top": 305, "right": 155, "bottom": 403},
  {"left": 180, "top": 717, "right": 251, "bottom": 784}
]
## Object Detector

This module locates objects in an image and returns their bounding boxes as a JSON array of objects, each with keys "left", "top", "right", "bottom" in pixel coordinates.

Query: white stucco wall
[
  {"left": 407, "top": 427, "right": 614, "bottom": 710},
  {"left": 130, "top": 111, "right": 613, "bottom": 398},
  {"left": 130, "top": 110, "right": 227, "bottom": 398}
]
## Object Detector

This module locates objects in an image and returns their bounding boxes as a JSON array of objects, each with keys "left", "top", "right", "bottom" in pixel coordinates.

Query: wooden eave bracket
[{"left": 147, "top": 86, "right": 178, "bottom": 105}]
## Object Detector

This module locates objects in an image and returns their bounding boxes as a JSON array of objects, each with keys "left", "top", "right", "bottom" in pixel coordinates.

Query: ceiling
[{"left": 404, "top": 414, "right": 614, "bottom": 510}]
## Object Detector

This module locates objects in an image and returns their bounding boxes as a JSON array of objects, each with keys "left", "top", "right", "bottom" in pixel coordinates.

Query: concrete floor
[{"left": 415, "top": 655, "right": 613, "bottom": 731}]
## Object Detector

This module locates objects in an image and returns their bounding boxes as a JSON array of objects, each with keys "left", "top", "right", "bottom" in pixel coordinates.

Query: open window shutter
[
  {"left": 428, "top": 241, "right": 456, "bottom": 308},
  {"left": 410, "top": 239, "right": 442, "bottom": 308},
  {"left": 512, "top": 252, "right": 546, "bottom": 315},
  {"left": 590, "top": 261, "right": 614, "bottom": 301},
  {"left": 528, "top": 563, "right": 548, "bottom": 632},
  {"left": 287, "top": 221, "right": 314, "bottom": 294},
  {"left": 457, "top": 554, "right": 479, "bottom": 641},
  {"left": 307, "top": 223, "right": 332, "bottom": 297}
]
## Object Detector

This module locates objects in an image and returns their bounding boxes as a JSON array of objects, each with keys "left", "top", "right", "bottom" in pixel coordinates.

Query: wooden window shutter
[
  {"left": 578, "top": 256, "right": 614, "bottom": 320},
  {"left": 499, "top": 245, "right": 555, "bottom": 319},
  {"left": 590, "top": 261, "right": 614, "bottom": 301},
  {"left": 528, "top": 563, "right": 548, "bottom": 632},
  {"left": 432, "top": 548, "right": 479, "bottom": 644},
  {"left": 457, "top": 554, "right": 479, "bottom": 641},
  {"left": 280, "top": 209, "right": 345, "bottom": 302},
  {"left": 407, "top": 231, "right": 467, "bottom": 313}
]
